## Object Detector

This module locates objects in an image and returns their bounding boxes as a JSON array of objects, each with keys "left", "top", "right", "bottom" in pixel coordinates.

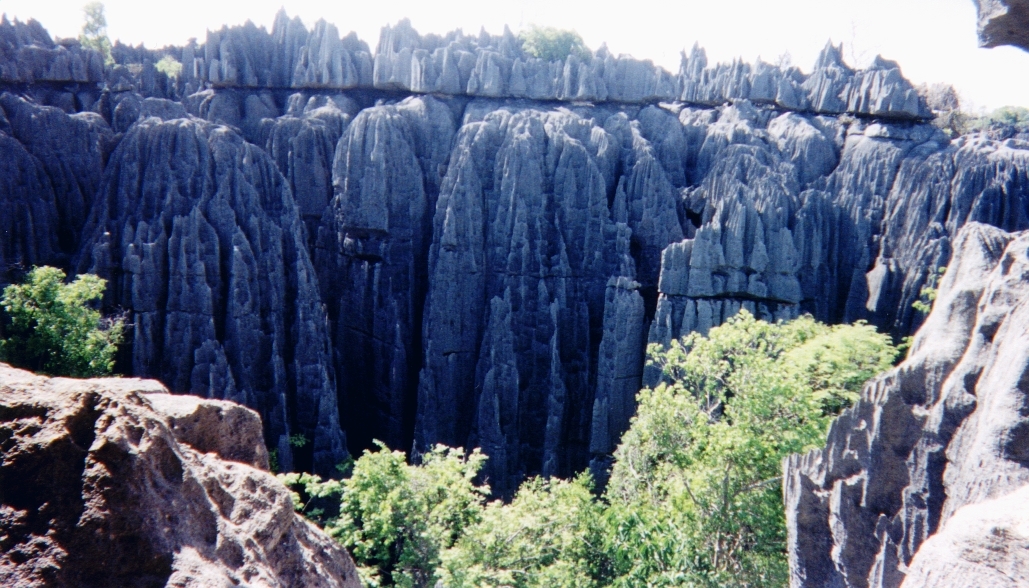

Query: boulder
[{"left": 0, "top": 363, "right": 362, "bottom": 588}]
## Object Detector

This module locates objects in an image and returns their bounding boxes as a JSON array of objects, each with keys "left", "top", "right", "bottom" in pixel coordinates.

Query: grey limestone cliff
[
  {"left": 785, "top": 222, "right": 1029, "bottom": 588},
  {"left": 1, "top": 13, "right": 1028, "bottom": 493},
  {"left": 75, "top": 116, "right": 346, "bottom": 476}
]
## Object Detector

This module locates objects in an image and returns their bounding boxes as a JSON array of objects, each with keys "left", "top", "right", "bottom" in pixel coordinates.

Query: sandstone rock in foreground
[
  {"left": 785, "top": 222, "right": 1029, "bottom": 587},
  {"left": 0, "top": 364, "right": 362, "bottom": 588}
]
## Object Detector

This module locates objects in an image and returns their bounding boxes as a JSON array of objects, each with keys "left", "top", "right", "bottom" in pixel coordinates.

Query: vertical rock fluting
[
  {"left": 416, "top": 102, "right": 669, "bottom": 490},
  {"left": 76, "top": 117, "right": 346, "bottom": 475},
  {"left": 4, "top": 12, "right": 1029, "bottom": 495},
  {"left": 315, "top": 95, "right": 456, "bottom": 453},
  {"left": 0, "top": 93, "right": 112, "bottom": 258},
  {"left": 258, "top": 92, "right": 358, "bottom": 244},
  {"left": 785, "top": 222, "right": 1029, "bottom": 588}
]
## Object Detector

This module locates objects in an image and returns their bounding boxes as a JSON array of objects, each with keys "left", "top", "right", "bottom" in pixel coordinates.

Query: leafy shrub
[
  {"left": 155, "top": 55, "right": 183, "bottom": 79},
  {"left": 519, "top": 25, "right": 591, "bottom": 62},
  {"left": 333, "top": 442, "right": 489, "bottom": 588},
  {"left": 288, "top": 312, "right": 896, "bottom": 587},
  {"left": 604, "top": 311, "right": 896, "bottom": 586},
  {"left": 439, "top": 474, "right": 609, "bottom": 588},
  {"left": 0, "top": 266, "right": 124, "bottom": 377}
]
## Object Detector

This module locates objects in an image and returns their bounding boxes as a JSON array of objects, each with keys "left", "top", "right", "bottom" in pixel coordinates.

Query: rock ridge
[
  {"left": 0, "top": 363, "right": 362, "bottom": 587},
  {"left": 785, "top": 222, "right": 1029, "bottom": 587}
]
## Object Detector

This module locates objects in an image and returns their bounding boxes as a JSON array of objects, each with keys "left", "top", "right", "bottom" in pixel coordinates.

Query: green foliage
[
  {"left": 333, "top": 442, "right": 489, "bottom": 588},
  {"left": 519, "top": 25, "right": 591, "bottom": 63},
  {"left": 79, "top": 2, "right": 113, "bottom": 66},
  {"left": 603, "top": 311, "right": 896, "bottom": 586},
  {"left": 289, "top": 433, "right": 310, "bottom": 448},
  {"left": 912, "top": 266, "right": 945, "bottom": 315},
  {"left": 278, "top": 471, "right": 345, "bottom": 527},
  {"left": 0, "top": 266, "right": 124, "bottom": 377},
  {"left": 987, "top": 105, "right": 1029, "bottom": 127},
  {"left": 155, "top": 55, "right": 183, "bottom": 79},
  {"left": 439, "top": 473, "right": 609, "bottom": 588},
  {"left": 288, "top": 312, "right": 895, "bottom": 587}
]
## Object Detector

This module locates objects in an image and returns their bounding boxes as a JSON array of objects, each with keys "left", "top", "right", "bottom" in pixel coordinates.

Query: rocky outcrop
[
  {"left": 975, "top": 0, "right": 1029, "bottom": 51},
  {"left": 0, "top": 92, "right": 113, "bottom": 284},
  {"left": 2, "top": 13, "right": 1027, "bottom": 492},
  {"left": 0, "top": 16, "right": 104, "bottom": 85},
  {"left": 0, "top": 363, "right": 362, "bottom": 587},
  {"left": 900, "top": 484, "right": 1029, "bottom": 588},
  {"left": 415, "top": 102, "right": 644, "bottom": 488},
  {"left": 785, "top": 222, "right": 1029, "bottom": 588},
  {"left": 84, "top": 11, "right": 930, "bottom": 119},
  {"left": 76, "top": 116, "right": 347, "bottom": 475}
]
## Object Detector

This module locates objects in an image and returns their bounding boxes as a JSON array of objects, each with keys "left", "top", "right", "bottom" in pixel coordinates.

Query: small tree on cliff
[
  {"left": 80, "top": 1, "right": 114, "bottom": 66},
  {"left": 0, "top": 266, "right": 124, "bottom": 377},
  {"left": 519, "top": 25, "right": 592, "bottom": 62}
]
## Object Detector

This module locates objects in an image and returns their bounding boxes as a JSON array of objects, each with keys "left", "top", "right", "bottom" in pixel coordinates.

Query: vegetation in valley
[
  {"left": 281, "top": 311, "right": 897, "bottom": 587},
  {"left": 0, "top": 266, "right": 124, "bottom": 377}
]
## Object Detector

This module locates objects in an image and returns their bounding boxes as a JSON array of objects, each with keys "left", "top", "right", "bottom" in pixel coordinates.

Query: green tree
[
  {"left": 155, "top": 55, "right": 183, "bottom": 79},
  {"left": 519, "top": 25, "right": 591, "bottom": 62},
  {"left": 603, "top": 311, "right": 896, "bottom": 587},
  {"left": 0, "top": 266, "right": 124, "bottom": 377},
  {"left": 332, "top": 442, "right": 489, "bottom": 588},
  {"left": 80, "top": 2, "right": 113, "bottom": 66},
  {"left": 438, "top": 473, "right": 609, "bottom": 588}
]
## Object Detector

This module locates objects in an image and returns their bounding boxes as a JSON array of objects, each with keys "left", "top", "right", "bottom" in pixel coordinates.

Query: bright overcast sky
[{"left": 3, "top": 0, "right": 1028, "bottom": 111}]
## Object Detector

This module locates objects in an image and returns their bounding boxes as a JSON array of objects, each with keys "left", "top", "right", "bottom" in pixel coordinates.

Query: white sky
[{"left": 3, "top": 0, "right": 1028, "bottom": 111}]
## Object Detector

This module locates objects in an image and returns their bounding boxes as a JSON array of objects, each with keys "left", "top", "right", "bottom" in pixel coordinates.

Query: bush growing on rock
[
  {"left": 519, "top": 25, "right": 592, "bottom": 62},
  {"left": 79, "top": 1, "right": 113, "bottom": 66},
  {"left": 0, "top": 266, "right": 123, "bottom": 377}
]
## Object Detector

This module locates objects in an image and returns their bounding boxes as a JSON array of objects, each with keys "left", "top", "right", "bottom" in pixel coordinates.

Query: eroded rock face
[
  {"left": 76, "top": 116, "right": 346, "bottom": 476},
  {"left": 899, "top": 484, "right": 1029, "bottom": 588},
  {"left": 0, "top": 364, "right": 362, "bottom": 588},
  {"left": 975, "top": 0, "right": 1029, "bottom": 51},
  {"left": 785, "top": 222, "right": 1029, "bottom": 588},
  {"left": 0, "top": 92, "right": 112, "bottom": 283},
  {"left": 2, "top": 13, "right": 1028, "bottom": 494}
]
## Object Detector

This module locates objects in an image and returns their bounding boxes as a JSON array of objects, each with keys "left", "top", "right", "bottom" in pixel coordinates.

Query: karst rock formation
[
  {"left": 785, "top": 222, "right": 1029, "bottom": 587},
  {"left": 0, "top": 363, "right": 362, "bottom": 587},
  {"left": 1, "top": 11, "right": 1028, "bottom": 500}
]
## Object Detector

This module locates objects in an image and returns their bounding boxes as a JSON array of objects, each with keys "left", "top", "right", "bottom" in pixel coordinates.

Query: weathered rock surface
[
  {"left": 0, "top": 92, "right": 113, "bottom": 284},
  {"left": 315, "top": 95, "right": 456, "bottom": 453},
  {"left": 785, "top": 222, "right": 1029, "bottom": 588},
  {"left": 2, "top": 14, "right": 1028, "bottom": 492},
  {"left": 0, "top": 363, "right": 362, "bottom": 588},
  {"left": 76, "top": 116, "right": 347, "bottom": 475},
  {"left": 900, "top": 484, "right": 1029, "bottom": 588},
  {"left": 975, "top": 0, "right": 1029, "bottom": 51},
  {"left": 0, "top": 16, "right": 104, "bottom": 85}
]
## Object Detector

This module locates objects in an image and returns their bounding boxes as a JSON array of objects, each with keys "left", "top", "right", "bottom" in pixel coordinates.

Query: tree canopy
[
  {"left": 0, "top": 266, "right": 124, "bottom": 377},
  {"left": 519, "top": 25, "right": 592, "bottom": 62},
  {"left": 80, "top": 2, "right": 113, "bottom": 66},
  {"left": 282, "top": 311, "right": 897, "bottom": 587}
]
